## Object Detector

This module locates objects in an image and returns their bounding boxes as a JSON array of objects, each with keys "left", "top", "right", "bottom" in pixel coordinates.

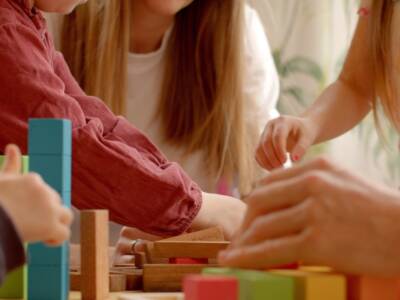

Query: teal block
[
  {"left": 28, "top": 119, "right": 72, "bottom": 155},
  {"left": 61, "top": 191, "right": 71, "bottom": 208},
  {"left": 28, "top": 265, "right": 69, "bottom": 300},
  {"left": 29, "top": 154, "right": 71, "bottom": 193},
  {"left": 0, "top": 155, "right": 29, "bottom": 174},
  {"left": 0, "top": 265, "right": 27, "bottom": 299},
  {"left": 28, "top": 242, "right": 68, "bottom": 266},
  {"left": 204, "top": 268, "right": 294, "bottom": 300}
]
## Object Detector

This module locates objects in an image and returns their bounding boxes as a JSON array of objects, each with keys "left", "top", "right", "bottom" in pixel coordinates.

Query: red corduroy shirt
[{"left": 0, "top": 0, "right": 202, "bottom": 236}]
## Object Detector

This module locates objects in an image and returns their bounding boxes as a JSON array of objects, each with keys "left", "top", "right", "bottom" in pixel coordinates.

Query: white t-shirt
[
  {"left": 126, "top": 5, "right": 280, "bottom": 194},
  {"left": 46, "top": 5, "right": 280, "bottom": 244}
]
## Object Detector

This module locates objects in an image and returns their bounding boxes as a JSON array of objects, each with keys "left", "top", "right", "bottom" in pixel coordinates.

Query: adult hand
[
  {"left": 219, "top": 157, "right": 400, "bottom": 276},
  {"left": 256, "top": 116, "right": 318, "bottom": 170},
  {"left": 0, "top": 144, "right": 73, "bottom": 246}
]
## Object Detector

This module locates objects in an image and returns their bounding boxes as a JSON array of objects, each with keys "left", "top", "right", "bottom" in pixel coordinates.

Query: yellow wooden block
[
  {"left": 271, "top": 270, "right": 346, "bottom": 300},
  {"left": 300, "top": 266, "right": 333, "bottom": 273}
]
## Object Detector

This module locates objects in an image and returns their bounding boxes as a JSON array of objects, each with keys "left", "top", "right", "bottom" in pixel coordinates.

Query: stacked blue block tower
[{"left": 27, "top": 119, "right": 72, "bottom": 300}]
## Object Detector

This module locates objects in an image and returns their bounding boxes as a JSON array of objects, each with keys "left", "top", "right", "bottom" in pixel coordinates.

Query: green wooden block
[
  {"left": 0, "top": 266, "right": 27, "bottom": 299},
  {"left": 0, "top": 156, "right": 29, "bottom": 174},
  {"left": 204, "top": 268, "right": 294, "bottom": 300}
]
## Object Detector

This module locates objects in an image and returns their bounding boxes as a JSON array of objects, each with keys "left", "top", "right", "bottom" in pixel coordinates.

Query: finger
[
  {"left": 260, "top": 157, "right": 334, "bottom": 186},
  {"left": 255, "top": 146, "right": 274, "bottom": 171},
  {"left": 262, "top": 131, "right": 284, "bottom": 169},
  {"left": 242, "top": 175, "right": 312, "bottom": 231},
  {"left": 59, "top": 207, "right": 73, "bottom": 226},
  {"left": 114, "top": 255, "right": 135, "bottom": 265},
  {"left": 271, "top": 125, "right": 290, "bottom": 165},
  {"left": 233, "top": 200, "right": 309, "bottom": 249},
  {"left": 219, "top": 230, "right": 308, "bottom": 269},
  {"left": 1, "top": 144, "right": 21, "bottom": 174},
  {"left": 45, "top": 225, "right": 70, "bottom": 246},
  {"left": 290, "top": 132, "right": 311, "bottom": 162}
]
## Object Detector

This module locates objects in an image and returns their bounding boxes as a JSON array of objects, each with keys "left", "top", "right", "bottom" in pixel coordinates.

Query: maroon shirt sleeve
[
  {"left": 0, "top": 205, "right": 25, "bottom": 284},
  {"left": 0, "top": 22, "right": 202, "bottom": 236}
]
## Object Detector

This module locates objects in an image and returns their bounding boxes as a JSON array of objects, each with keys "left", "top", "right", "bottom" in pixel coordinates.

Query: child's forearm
[{"left": 302, "top": 78, "right": 372, "bottom": 145}]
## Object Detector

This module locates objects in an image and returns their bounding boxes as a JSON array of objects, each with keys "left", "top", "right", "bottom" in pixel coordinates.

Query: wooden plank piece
[
  {"left": 143, "top": 264, "right": 217, "bottom": 292},
  {"left": 81, "top": 210, "right": 109, "bottom": 300},
  {"left": 162, "top": 227, "right": 225, "bottom": 242},
  {"left": 152, "top": 241, "right": 229, "bottom": 259}
]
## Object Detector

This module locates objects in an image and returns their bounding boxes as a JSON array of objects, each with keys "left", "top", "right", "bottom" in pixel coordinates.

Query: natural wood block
[
  {"left": 143, "top": 264, "right": 217, "bottom": 292},
  {"left": 347, "top": 276, "right": 400, "bottom": 300},
  {"left": 70, "top": 271, "right": 80, "bottom": 291},
  {"left": 110, "top": 267, "right": 143, "bottom": 291},
  {"left": 162, "top": 227, "right": 225, "bottom": 242},
  {"left": 81, "top": 210, "right": 109, "bottom": 300},
  {"left": 152, "top": 241, "right": 229, "bottom": 259}
]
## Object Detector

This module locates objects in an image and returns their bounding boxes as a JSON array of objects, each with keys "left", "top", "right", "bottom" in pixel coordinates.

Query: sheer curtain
[{"left": 250, "top": 0, "right": 400, "bottom": 185}]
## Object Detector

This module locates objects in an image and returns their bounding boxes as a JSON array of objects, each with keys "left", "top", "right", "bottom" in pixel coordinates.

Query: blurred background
[
  {"left": 46, "top": 0, "right": 400, "bottom": 187},
  {"left": 251, "top": 0, "right": 400, "bottom": 187}
]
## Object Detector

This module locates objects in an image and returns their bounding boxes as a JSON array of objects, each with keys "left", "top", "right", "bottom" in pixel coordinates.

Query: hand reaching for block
[{"left": 0, "top": 144, "right": 73, "bottom": 246}]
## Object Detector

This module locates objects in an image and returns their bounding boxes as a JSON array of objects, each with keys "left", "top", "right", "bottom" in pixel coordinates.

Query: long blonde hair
[
  {"left": 61, "top": 0, "right": 259, "bottom": 195},
  {"left": 371, "top": 0, "right": 400, "bottom": 131}
]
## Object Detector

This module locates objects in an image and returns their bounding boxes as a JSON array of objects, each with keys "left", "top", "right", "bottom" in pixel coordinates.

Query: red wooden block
[
  {"left": 169, "top": 258, "right": 209, "bottom": 264},
  {"left": 347, "top": 276, "right": 400, "bottom": 300},
  {"left": 184, "top": 275, "right": 238, "bottom": 300}
]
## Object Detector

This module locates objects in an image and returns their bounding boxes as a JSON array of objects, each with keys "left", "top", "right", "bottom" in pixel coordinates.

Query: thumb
[
  {"left": 1, "top": 144, "right": 22, "bottom": 174},
  {"left": 290, "top": 135, "right": 312, "bottom": 162}
]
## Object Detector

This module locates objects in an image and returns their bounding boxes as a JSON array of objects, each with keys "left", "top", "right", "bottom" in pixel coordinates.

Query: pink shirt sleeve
[{"left": 0, "top": 22, "right": 202, "bottom": 237}]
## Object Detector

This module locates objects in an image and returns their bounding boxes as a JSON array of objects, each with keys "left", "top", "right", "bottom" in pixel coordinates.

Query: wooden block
[
  {"left": 118, "top": 293, "right": 184, "bottom": 300},
  {"left": 143, "top": 264, "right": 217, "bottom": 292},
  {"left": 110, "top": 267, "right": 143, "bottom": 291},
  {"left": 28, "top": 119, "right": 72, "bottom": 300},
  {"left": 28, "top": 265, "right": 69, "bottom": 300},
  {"left": 183, "top": 274, "right": 238, "bottom": 300},
  {"left": 81, "top": 210, "right": 109, "bottom": 300},
  {"left": 0, "top": 265, "right": 27, "bottom": 299},
  {"left": 347, "top": 276, "right": 400, "bottom": 300},
  {"left": 28, "top": 119, "right": 72, "bottom": 155},
  {"left": 152, "top": 241, "right": 229, "bottom": 259},
  {"left": 162, "top": 227, "right": 225, "bottom": 242},
  {"left": 70, "top": 272, "right": 129, "bottom": 292},
  {"left": 169, "top": 258, "right": 209, "bottom": 265},
  {"left": 70, "top": 271, "right": 80, "bottom": 291},
  {"left": 203, "top": 268, "right": 294, "bottom": 300},
  {"left": 271, "top": 269, "right": 346, "bottom": 300}
]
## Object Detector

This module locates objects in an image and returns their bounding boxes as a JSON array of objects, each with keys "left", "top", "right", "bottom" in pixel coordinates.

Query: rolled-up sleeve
[
  {"left": 0, "top": 206, "right": 25, "bottom": 285},
  {"left": 0, "top": 23, "right": 202, "bottom": 236}
]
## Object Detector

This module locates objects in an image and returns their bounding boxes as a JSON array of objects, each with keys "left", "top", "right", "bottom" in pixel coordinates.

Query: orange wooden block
[
  {"left": 347, "top": 276, "right": 400, "bottom": 300},
  {"left": 80, "top": 210, "right": 109, "bottom": 300}
]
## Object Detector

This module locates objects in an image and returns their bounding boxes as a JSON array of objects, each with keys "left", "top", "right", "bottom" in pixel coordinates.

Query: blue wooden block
[
  {"left": 29, "top": 155, "right": 71, "bottom": 193},
  {"left": 28, "top": 242, "right": 68, "bottom": 267},
  {"left": 28, "top": 119, "right": 72, "bottom": 155},
  {"left": 28, "top": 265, "right": 69, "bottom": 300}
]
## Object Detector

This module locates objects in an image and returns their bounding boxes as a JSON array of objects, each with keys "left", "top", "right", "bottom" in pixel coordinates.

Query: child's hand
[
  {"left": 113, "top": 227, "right": 159, "bottom": 265},
  {"left": 256, "top": 116, "right": 318, "bottom": 170},
  {"left": 191, "top": 193, "right": 246, "bottom": 240},
  {"left": 0, "top": 144, "right": 73, "bottom": 245}
]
